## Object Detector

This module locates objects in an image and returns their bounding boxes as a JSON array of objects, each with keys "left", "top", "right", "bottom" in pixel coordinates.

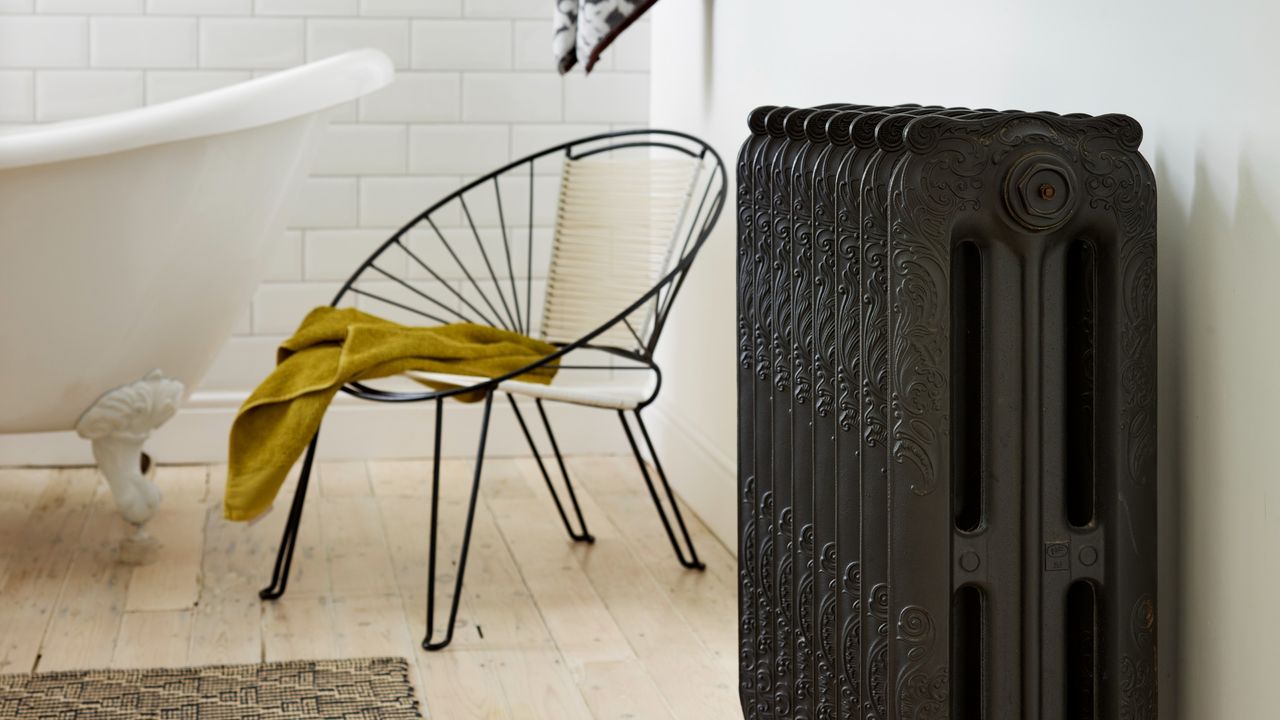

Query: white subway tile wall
[
  {"left": 0, "top": 4, "right": 650, "bottom": 393},
  {"left": 91, "top": 16, "right": 198, "bottom": 67},
  {"left": 36, "top": 69, "right": 144, "bottom": 121}
]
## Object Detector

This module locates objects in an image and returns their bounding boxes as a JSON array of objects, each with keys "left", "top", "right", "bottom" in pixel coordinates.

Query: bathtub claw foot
[{"left": 75, "top": 370, "right": 185, "bottom": 532}]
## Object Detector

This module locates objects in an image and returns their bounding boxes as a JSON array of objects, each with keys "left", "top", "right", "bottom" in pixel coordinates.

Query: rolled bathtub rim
[{"left": 0, "top": 48, "right": 394, "bottom": 171}]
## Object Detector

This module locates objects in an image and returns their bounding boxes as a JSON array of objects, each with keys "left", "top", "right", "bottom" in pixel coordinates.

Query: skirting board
[
  {"left": 0, "top": 390, "right": 631, "bottom": 466},
  {"left": 646, "top": 404, "right": 737, "bottom": 554},
  {"left": 0, "top": 390, "right": 731, "bottom": 556}
]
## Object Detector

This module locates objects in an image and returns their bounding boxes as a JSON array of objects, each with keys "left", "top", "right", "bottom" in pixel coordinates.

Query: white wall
[
  {"left": 648, "top": 0, "right": 1280, "bottom": 716},
  {"left": 0, "top": 0, "right": 651, "bottom": 463}
]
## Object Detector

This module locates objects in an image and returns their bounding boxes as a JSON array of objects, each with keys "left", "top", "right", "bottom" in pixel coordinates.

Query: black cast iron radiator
[{"left": 735, "top": 104, "right": 1157, "bottom": 720}]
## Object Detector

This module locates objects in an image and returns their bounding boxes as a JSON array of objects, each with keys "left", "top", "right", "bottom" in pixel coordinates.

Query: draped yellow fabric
[{"left": 225, "top": 307, "right": 557, "bottom": 521}]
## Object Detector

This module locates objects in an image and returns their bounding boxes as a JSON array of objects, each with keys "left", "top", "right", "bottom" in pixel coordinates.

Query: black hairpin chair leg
[
  {"left": 260, "top": 431, "right": 321, "bottom": 600},
  {"left": 423, "top": 391, "right": 494, "bottom": 651},
  {"left": 618, "top": 409, "right": 706, "bottom": 571},
  {"left": 506, "top": 394, "right": 594, "bottom": 543}
]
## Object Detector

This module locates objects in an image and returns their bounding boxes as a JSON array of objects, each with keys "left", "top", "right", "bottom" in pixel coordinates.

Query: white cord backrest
[{"left": 540, "top": 152, "right": 704, "bottom": 348}]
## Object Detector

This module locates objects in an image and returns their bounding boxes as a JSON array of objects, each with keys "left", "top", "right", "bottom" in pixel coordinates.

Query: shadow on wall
[
  {"left": 1154, "top": 151, "right": 1187, "bottom": 720},
  {"left": 701, "top": 0, "right": 715, "bottom": 112},
  {"left": 1159, "top": 147, "right": 1280, "bottom": 719}
]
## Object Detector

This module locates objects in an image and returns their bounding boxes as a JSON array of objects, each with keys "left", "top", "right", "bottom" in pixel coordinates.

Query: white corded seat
[{"left": 406, "top": 371, "right": 653, "bottom": 410}]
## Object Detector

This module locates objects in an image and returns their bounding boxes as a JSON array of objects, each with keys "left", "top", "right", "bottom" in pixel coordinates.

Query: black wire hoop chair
[{"left": 258, "top": 129, "right": 728, "bottom": 650}]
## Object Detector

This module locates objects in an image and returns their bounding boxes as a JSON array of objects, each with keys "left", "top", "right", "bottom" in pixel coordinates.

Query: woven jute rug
[{"left": 0, "top": 656, "right": 422, "bottom": 719}]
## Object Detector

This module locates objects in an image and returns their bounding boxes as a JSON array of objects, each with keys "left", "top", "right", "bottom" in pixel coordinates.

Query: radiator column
[{"left": 736, "top": 105, "right": 1157, "bottom": 720}]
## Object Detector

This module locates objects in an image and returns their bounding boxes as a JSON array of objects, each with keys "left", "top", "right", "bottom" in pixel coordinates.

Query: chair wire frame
[{"left": 258, "top": 129, "right": 728, "bottom": 650}]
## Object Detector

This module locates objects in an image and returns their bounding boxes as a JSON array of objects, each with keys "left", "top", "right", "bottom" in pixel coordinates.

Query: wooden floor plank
[
  {"left": 377, "top": 494, "right": 453, "bottom": 600},
  {"left": 124, "top": 501, "right": 207, "bottom": 612},
  {"left": 36, "top": 492, "right": 133, "bottom": 672},
  {"left": 208, "top": 463, "right": 331, "bottom": 601},
  {"left": 111, "top": 610, "right": 192, "bottom": 669},
  {"left": 187, "top": 505, "right": 268, "bottom": 666},
  {"left": 569, "top": 517, "right": 738, "bottom": 717},
  {"left": 378, "top": 455, "right": 557, "bottom": 654},
  {"left": 574, "top": 660, "right": 678, "bottom": 720},
  {"left": 0, "top": 457, "right": 739, "bottom": 720},
  {"left": 492, "top": 649, "right": 594, "bottom": 720},
  {"left": 198, "top": 499, "right": 278, "bottom": 593},
  {"left": 186, "top": 586, "right": 261, "bottom": 666},
  {"left": 417, "top": 650, "right": 513, "bottom": 720},
  {"left": 322, "top": 496, "right": 398, "bottom": 596},
  {"left": 122, "top": 466, "right": 210, "bottom": 615},
  {"left": 476, "top": 458, "right": 539, "bottom": 503},
  {"left": 435, "top": 459, "right": 486, "bottom": 502},
  {"left": 0, "top": 468, "right": 56, "bottom": 551},
  {"left": 329, "top": 592, "right": 416, "bottom": 660},
  {"left": 318, "top": 461, "right": 372, "bottom": 497},
  {"left": 188, "top": 591, "right": 261, "bottom": 666},
  {"left": 369, "top": 460, "right": 430, "bottom": 497},
  {"left": 397, "top": 503, "right": 556, "bottom": 653},
  {"left": 0, "top": 468, "right": 98, "bottom": 674},
  {"left": 369, "top": 457, "right": 493, "bottom": 501},
  {"left": 326, "top": 593, "right": 431, "bottom": 720},
  {"left": 262, "top": 595, "right": 338, "bottom": 662},
  {"left": 153, "top": 465, "right": 209, "bottom": 505},
  {"left": 448, "top": 502, "right": 558, "bottom": 652},
  {"left": 487, "top": 495, "right": 634, "bottom": 669},
  {"left": 568, "top": 456, "right": 739, "bottom": 673},
  {"left": 514, "top": 459, "right": 739, "bottom": 719}
]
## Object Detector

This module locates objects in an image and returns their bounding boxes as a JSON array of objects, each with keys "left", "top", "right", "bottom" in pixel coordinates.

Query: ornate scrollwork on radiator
[
  {"left": 1121, "top": 594, "right": 1158, "bottom": 720},
  {"left": 895, "top": 605, "right": 948, "bottom": 720},
  {"left": 739, "top": 105, "right": 1158, "bottom": 720}
]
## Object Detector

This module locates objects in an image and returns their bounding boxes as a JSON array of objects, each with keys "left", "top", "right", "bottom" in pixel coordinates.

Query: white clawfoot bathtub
[{"left": 0, "top": 50, "right": 393, "bottom": 554}]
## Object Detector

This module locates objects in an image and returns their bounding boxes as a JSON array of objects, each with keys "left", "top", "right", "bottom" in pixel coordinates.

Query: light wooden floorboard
[
  {"left": 568, "top": 456, "right": 740, "bottom": 676},
  {"left": 111, "top": 609, "right": 192, "bottom": 669},
  {"left": 124, "top": 501, "right": 206, "bottom": 612},
  {"left": 417, "top": 650, "right": 514, "bottom": 720},
  {"left": 188, "top": 505, "right": 266, "bottom": 666},
  {"left": 262, "top": 595, "right": 338, "bottom": 662},
  {"left": 575, "top": 659, "right": 678, "bottom": 720},
  {"left": 0, "top": 456, "right": 737, "bottom": 719},
  {"left": 36, "top": 491, "right": 132, "bottom": 672},
  {"left": 0, "top": 469, "right": 97, "bottom": 674},
  {"left": 491, "top": 649, "right": 595, "bottom": 720},
  {"left": 318, "top": 460, "right": 373, "bottom": 497},
  {"left": 488, "top": 495, "right": 635, "bottom": 669},
  {"left": 510, "top": 458, "right": 738, "bottom": 719}
]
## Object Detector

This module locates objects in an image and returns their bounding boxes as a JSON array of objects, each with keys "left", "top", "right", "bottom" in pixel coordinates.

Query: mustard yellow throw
[{"left": 225, "top": 306, "right": 557, "bottom": 521}]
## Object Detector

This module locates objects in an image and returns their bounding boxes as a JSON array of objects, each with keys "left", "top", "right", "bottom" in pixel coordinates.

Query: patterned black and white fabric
[{"left": 554, "top": 0, "right": 657, "bottom": 74}]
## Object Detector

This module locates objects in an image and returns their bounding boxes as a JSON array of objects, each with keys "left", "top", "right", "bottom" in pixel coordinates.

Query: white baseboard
[
  {"left": 0, "top": 389, "right": 630, "bottom": 466},
  {"left": 646, "top": 404, "right": 737, "bottom": 554},
  {"left": 0, "top": 391, "right": 729, "bottom": 557}
]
